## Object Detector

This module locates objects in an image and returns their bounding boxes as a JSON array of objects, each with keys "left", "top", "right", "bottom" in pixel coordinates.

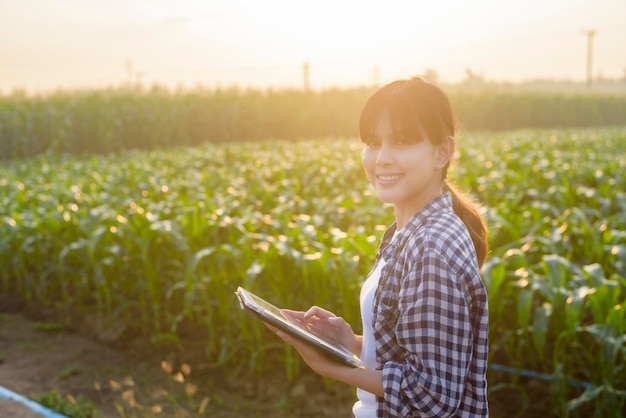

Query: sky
[{"left": 1, "top": 0, "right": 625, "bottom": 93}]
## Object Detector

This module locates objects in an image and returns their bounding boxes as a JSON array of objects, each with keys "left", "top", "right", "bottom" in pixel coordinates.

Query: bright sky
[{"left": 1, "top": 0, "right": 624, "bottom": 93}]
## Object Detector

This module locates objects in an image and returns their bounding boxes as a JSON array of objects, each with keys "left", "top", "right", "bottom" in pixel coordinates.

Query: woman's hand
[
  {"left": 282, "top": 307, "right": 361, "bottom": 356},
  {"left": 263, "top": 306, "right": 361, "bottom": 378},
  {"left": 264, "top": 308, "right": 383, "bottom": 396},
  {"left": 270, "top": 325, "right": 347, "bottom": 378}
]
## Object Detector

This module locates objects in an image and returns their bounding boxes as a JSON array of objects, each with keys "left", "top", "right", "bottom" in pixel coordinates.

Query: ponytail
[{"left": 443, "top": 180, "right": 488, "bottom": 269}]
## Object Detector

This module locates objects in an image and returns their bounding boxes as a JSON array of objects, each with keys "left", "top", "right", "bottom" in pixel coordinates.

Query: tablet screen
[
  {"left": 240, "top": 289, "right": 319, "bottom": 337},
  {"left": 235, "top": 287, "right": 362, "bottom": 368}
]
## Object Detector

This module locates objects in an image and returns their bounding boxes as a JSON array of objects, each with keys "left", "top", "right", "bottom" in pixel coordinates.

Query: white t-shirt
[{"left": 352, "top": 257, "right": 386, "bottom": 418}]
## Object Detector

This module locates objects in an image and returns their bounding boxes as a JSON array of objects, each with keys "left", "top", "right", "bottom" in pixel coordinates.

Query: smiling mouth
[{"left": 377, "top": 174, "right": 401, "bottom": 182}]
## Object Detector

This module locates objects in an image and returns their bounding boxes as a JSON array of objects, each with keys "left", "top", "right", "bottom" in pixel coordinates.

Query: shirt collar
[{"left": 377, "top": 192, "right": 454, "bottom": 260}]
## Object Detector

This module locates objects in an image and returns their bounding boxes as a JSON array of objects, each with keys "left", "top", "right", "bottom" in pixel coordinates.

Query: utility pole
[
  {"left": 372, "top": 66, "right": 380, "bottom": 87},
  {"left": 126, "top": 60, "right": 144, "bottom": 90},
  {"left": 126, "top": 60, "right": 133, "bottom": 88},
  {"left": 581, "top": 29, "right": 596, "bottom": 87},
  {"left": 302, "top": 62, "right": 310, "bottom": 91}
]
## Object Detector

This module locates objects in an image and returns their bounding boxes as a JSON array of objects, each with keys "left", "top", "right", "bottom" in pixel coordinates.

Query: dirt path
[
  {"left": 0, "top": 310, "right": 182, "bottom": 417},
  {"left": 0, "top": 397, "right": 47, "bottom": 418},
  {"left": 0, "top": 298, "right": 355, "bottom": 418}
]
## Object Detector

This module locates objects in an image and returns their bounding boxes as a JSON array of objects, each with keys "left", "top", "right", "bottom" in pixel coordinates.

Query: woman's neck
[{"left": 393, "top": 187, "right": 443, "bottom": 230}]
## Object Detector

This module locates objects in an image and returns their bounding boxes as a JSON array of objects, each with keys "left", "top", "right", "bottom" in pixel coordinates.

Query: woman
[{"left": 275, "top": 76, "right": 489, "bottom": 417}]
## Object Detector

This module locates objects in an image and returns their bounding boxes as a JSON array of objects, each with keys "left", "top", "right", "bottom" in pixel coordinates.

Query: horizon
[
  {"left": 4, "top": 75, "right": 626, "bottom": 96},
  {"left": 1, "top": 0, "right": 625, "bottom": 94}
]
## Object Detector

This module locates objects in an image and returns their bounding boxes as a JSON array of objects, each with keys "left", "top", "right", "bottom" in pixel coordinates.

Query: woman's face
[{"left": 361, "top": 112, "right": 446, "bottom": 216}]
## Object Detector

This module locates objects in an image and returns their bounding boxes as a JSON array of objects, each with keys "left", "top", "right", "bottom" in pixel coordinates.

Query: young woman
[{"left": 274, "top": 76, "right": 489, "bottom": 417}]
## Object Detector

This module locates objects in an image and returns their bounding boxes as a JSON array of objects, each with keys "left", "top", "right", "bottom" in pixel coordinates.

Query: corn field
[{"left": 1, "top": 121, "right": 625, "bottom": 416}]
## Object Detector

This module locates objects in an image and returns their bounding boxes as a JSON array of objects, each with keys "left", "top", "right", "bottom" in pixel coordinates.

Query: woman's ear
[{"left": 435, "top": 136, "right": 455, "bottom": 169}]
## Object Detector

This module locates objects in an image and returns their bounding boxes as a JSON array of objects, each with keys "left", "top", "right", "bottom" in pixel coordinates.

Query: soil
[{"left": 0, "top": 293, "right": 557, "bottom": 418}]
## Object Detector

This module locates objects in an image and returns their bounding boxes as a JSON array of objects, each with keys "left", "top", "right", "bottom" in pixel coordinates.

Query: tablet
[{"left": 235, "top": 286, "right": 363, "bottom": 368}]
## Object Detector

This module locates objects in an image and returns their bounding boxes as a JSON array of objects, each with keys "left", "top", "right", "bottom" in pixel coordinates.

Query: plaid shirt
[{"left": 372, "top": 193, "right": 489, "bottom": 417}]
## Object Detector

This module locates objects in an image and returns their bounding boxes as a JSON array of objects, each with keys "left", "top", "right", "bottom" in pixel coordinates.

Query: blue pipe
[
  {"left": 0, "top": 385, "right": 68, "bottom": 418},
  {"left": 490, "top": 363, "right": 593, "bottom": 390}
]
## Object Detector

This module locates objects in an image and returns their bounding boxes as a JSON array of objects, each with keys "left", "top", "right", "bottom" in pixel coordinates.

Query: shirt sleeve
[{"left": 381, "top": 248, "right": 474, "bottom": 417}]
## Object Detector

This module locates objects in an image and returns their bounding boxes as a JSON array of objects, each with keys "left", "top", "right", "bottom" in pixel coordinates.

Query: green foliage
[
  {"left": 30, "top": 388, "right": 97, "bottom": 418},
  {"left": 1, "top": 127, "right": 626, "bottom": 416},
  {"left": 463, "top": 129, "right": 626, "bottom": 417}
]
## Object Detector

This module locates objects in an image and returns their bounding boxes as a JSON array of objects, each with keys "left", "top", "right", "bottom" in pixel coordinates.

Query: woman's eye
[{"left": 395, "top": 136, "right": 421, "bottom": 146}]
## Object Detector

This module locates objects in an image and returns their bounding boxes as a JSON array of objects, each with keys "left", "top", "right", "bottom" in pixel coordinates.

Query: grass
[{"left": 31, "top": 389, "right": 97, "bottom": 418}]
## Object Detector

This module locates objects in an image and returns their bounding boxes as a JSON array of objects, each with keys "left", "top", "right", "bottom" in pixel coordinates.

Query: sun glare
[{"left": 1, "top": 0, "right": 625, "bottom": 92}]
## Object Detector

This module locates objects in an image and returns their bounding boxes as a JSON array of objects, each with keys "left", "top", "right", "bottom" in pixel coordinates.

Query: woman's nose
[{"left": 376, "top": 144, "right": 395, "bottom": 166}]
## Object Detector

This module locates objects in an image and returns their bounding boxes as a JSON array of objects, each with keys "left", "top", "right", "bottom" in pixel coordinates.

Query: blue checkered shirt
[{"left": 372, "top": 192, "right": 489, "bottom": 417}]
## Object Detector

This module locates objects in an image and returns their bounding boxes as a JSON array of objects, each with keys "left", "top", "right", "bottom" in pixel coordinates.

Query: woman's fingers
[
  {"left": 282, "top": 306, "right": 338, "bottom": 323},
  {"left": 303, "top": 306, "right": 336, "bottom": 320},
  {"left": 280, "top": 309, "right": 306, "bottom": 323},
  {"left": 281, "top": 309, "right": 304, "bottom": 318},
  {"left": 281, "top": 307, "right": 354, "bottom": 347},
  {"left": 264, "top": 322, "right": 280, "bottom": 334},
  {"left": 280, "top": 309, "right": 312, "bottom": 331},
  {"left": 328, "top": 316, "right": 348, "bottom": 327}
]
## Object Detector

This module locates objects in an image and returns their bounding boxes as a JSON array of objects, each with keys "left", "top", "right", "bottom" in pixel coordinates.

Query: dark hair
[{"left": 359, "top": 76, "right": 489, "bottom": 268}]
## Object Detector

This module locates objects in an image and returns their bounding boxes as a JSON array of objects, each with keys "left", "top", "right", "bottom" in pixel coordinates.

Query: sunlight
[
  {"left": 1, "top": 0, "right": 625, "bottom": 91},
  {"left": 127, "top": 0, "right": 578, "bottom": 86}
]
